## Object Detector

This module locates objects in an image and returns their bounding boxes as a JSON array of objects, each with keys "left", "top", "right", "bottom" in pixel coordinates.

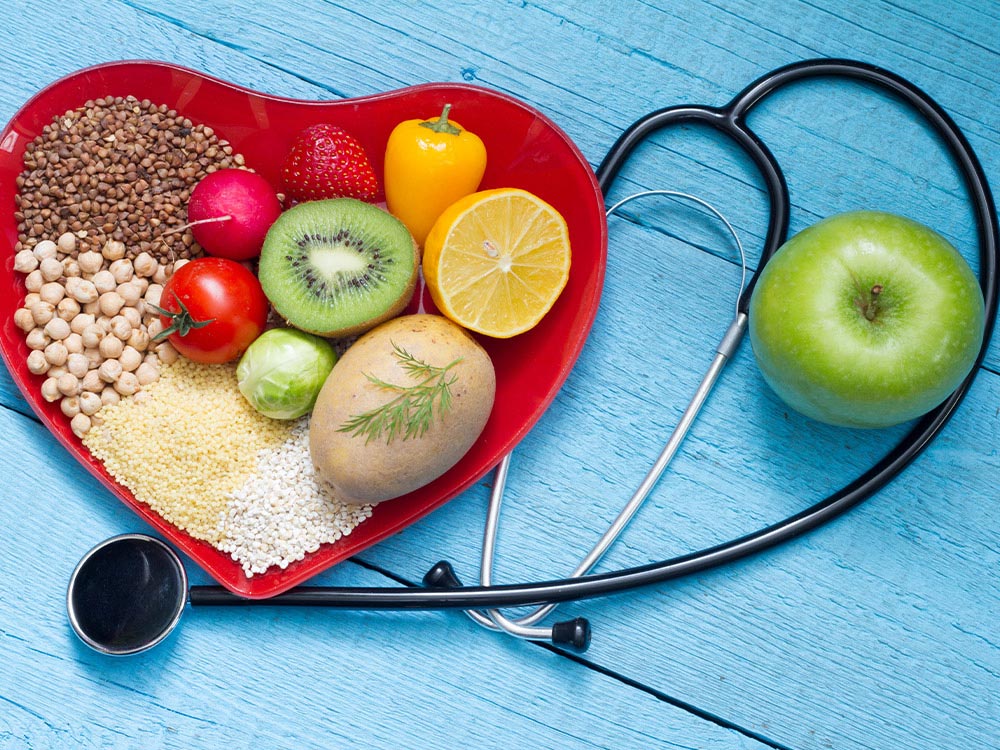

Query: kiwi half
[{"left": 259, "top": 199, "right": 418, "bottom": 337}]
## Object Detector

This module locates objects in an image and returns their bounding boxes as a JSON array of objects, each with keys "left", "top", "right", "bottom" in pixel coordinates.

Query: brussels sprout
[{"left": 236, "top": 328, "right": 337, "bottom": 419}]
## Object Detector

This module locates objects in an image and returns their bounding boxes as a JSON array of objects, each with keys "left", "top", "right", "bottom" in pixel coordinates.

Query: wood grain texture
[
  {"left": 1, "top": 1, "right": 998, "bottom": 749},
  {"left": 0, "top": 407, "right": 777, "bottom": 750}
]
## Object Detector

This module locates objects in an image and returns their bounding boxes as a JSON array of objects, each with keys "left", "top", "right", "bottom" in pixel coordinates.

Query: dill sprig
[{"left": 338, "top": 343, "right": 464, "bottom": 445}]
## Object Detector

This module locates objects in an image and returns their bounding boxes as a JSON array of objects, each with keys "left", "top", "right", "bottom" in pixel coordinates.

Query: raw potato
[{"left": 310, "top": 314, "right": 496, "bottom": 504}]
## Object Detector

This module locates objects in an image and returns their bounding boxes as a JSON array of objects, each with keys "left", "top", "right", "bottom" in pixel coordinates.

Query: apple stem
[{"left": 859, "top": 284, "right": 884, "bottom": 321}]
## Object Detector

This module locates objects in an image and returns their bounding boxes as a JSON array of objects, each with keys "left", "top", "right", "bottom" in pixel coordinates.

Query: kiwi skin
[{"left": 259, "top": 198, "right": 419, "bottom": 338}]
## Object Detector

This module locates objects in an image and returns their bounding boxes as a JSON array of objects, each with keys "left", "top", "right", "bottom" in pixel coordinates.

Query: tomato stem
[
  {"left": 420, "top": 104, "right": 461, "bottom": 136},
  {"left": 149, "top": 293, "right": 216, "bottom": 341}
]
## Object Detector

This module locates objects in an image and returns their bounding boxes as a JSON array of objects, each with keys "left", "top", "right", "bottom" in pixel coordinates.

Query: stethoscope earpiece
[
  {"left": 423, "top": 560, "right": 593, "bottom": 652},
  {"left": 423, "top": 560, "right": 462, "bottom": 589}
]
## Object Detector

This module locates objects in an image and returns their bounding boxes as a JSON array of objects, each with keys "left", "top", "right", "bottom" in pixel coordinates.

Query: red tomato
[{"left": 156, "top": 257, "right": 269, "bottom": 364}]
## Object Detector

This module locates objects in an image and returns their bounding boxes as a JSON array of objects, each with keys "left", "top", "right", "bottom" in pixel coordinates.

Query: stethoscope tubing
[{"left": 189, "top": 58, "right": 999, "bottom": 612}]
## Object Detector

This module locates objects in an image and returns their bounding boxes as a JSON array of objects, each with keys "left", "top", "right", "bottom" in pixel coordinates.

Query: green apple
[{"left": 748, "top": 210, "right": 985, "bottom": 428}]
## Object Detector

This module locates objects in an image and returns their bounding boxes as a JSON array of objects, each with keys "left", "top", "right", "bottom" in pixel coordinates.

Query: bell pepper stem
[{"left": 420, "top": 104, "right": 461, "bottom": 136}]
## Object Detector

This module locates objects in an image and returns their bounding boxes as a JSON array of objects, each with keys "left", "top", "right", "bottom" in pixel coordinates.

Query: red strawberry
[{"left": 281, "top": 124, "right": 380, "bottom": 203}]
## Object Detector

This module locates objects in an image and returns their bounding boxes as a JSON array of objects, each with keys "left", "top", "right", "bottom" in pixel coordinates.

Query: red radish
[{"left": 187, "top": 169, "right": 282, "bottom": 260}]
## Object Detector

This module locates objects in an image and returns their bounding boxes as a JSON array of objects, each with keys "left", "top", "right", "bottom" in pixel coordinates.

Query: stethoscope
[{"left": 67, "top": 58, "right": 998, "bottom": 656}]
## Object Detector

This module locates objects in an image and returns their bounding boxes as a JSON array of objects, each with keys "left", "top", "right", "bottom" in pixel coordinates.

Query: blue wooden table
[{"left": 1, "top": 2, "right": 997, "bottom": 748}]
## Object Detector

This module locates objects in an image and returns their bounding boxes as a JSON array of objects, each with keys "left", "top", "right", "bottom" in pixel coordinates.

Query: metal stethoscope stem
[{"left": 455, "top": 191, "right": 751, "bottom": 647}]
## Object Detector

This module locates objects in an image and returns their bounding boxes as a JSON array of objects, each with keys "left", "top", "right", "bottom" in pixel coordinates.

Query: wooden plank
[
  {"left": 0, "top": 1, "right": 997, "bottom": 749},
  {"left": 0, "top": 403, "right": 775, "bottom": 749}
]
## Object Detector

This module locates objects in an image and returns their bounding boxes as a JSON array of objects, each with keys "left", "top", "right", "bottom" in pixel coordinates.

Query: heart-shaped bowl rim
[{"left": 0, "top": 60, "right": 607, "bottom": 597}]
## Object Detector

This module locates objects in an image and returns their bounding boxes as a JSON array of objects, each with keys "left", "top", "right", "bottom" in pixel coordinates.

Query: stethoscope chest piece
[{"left": 67, "top": 534, "right": 188, "bottom": 655}]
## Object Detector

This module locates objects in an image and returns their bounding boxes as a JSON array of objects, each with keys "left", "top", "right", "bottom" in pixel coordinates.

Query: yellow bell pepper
[{"left": 384, "top": 104, "right": 487, "bottom": 247}]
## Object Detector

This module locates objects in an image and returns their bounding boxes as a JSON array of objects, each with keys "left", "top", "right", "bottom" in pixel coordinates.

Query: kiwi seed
[{"left": 258, "top": 199, "right": 418, "bottom": 337}]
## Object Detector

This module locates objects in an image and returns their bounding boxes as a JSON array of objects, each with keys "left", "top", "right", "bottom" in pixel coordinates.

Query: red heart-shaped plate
[{"left": 0, "top": 61, "right": 607, "bottom": 597}]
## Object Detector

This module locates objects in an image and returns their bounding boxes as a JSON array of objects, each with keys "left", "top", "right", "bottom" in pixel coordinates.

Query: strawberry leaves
[{"left": 281, "top": 124, "right": 380, "bottom": 203}]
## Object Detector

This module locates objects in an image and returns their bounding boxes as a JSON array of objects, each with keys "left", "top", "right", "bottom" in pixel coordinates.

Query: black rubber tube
[{"left": 190, "top": 58, "right": 998, "bottom": 609}]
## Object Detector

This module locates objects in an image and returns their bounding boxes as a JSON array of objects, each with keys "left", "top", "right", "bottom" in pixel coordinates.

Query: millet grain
[{"left": 83, "top": 358, "right": 292, "bottom": 544}]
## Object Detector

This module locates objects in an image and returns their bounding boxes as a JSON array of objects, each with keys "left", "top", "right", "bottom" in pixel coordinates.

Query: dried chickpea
[
  {"left": 134, "top": 252, "right": 157, "bottom": 278},
  {"left": 57, "top": 232, "right": 77, "bottom": 254},
  {"left": 114, "top": 371, "right": 139, "bottom": 396},
  {"left": 60, "top": 396, "right": 81, "bottom": 418},
  {"left": 44, "top": 341, "right": 69, "bottom": 366},
  {"left": 43, "top": 317, "right": 71, "bottom": 341},
  {"left": 39, "top": 282, "right": 65, "bottom": 305},
  {"left": 135, "top": 360, "right": 159, "bottom": 385},
  {"left": 26, "top": 349, "right": 49, "bottom": 375},
  {"left": 67, "top": 277, "right": 100, "bottom": 304},
  {"left": 62, "top": 258, "right": 81, "bottom": 278},
  {"left": 47, "top": 366, "right": 68, "bottom": 379},
  {"left": 25, "top": 328, "right": 50, "bottom": 350},
  {"left": 71, "top": 413, "right": 92, "bottom": 438},
  {"left": 109, "top": 259, "right": 134, "bottom": 284},
  {"left": 127, "top": 328, "right": 150, "bottom": 352},
  {"left": 155, "top": 340, "right": 178, "bottom": 364},
  {"left": 57, "top": 372, "right": 80, "bottom": 397},
  {"left": 66, "top": 352, "right": 89, "bottom": 378},
  {"left": 81, "top": 369, "right": 103, "bottom": 393},
  {"left": 14, "top": 249, "right": 39, "bottom": 273},
  {"left": 83, "top": 348, "right": 102, "bottom": 369},
  {"left": 82, "top": 300, "right": 101, "bottom": 316},
  {"left": 92, "top": 270, "right": 116, "bottom": 294},
  {"left": 100, "top": 386, "right": 120, "bottom": 406},
  {"left": 44, "top": 341, "right": 69, "bottom": 367},
  {"left": 121, "top": 306, "right": 143, "bottom": 328},
  {"left": 98, "top": 359, "right": 122, "bottom": 383},
  {"left": 98, "top": 335, "right": 124, "bottom": 359},
  {"left": 119, "top": 346, "right": 142, "bottom": 372},
  {"left": 70, "top": 312, "right": 96, "bottom": 335},
  {"left": 24, "top": 269, "right": 44, "bottom": 292},
  {"left": 152, "top": 264, "right": 169, "bottom": 285},
  {"left": 146, "top": 318, "right": 164, "bottom": 340},
  {"left": 14, "top": 307, "right": 35, "bottom": 333},
  {"left": 78, "top": 251, "right": 104, "bottom": 275},
  {"left": 102, "top": 240, "right": 125, "bottom": 261},
  {"left": 57, "top": 297, "right": 81, "bottom": 321},
  {"left": 40, "top": 377, "right": 61, "bottom": 402},
  {"left": 39, "top": 257, "right": 63, "bottom": 282},
  {"left": 30, "top": 300, "right": 56, "bottom": 327},
  {"left": 33, "top": 240, "right": 58, "bottom": 260},
  {"left": 23, "top": 292, "right": 41, "bottom": 308},
  {"left": 109, "top": 316, "right": 132, "bottom": 340},
  {"left": 144, "top": 283, "right": 163, "bottom": 308},
  {"left": 81, "top": 324, "right": 103, "bottom": 349},
  {"left": 64, "top": 333, "right": 83, "bottom": 354},
  {"left": 117, "top": 281, "right": 141, "bottom": 306},
  {"left": 79, "top": 391, "right": 102, "bottom": 416},
  {"left": 98, "top": 291, "right": 125, "bottom": 317}
]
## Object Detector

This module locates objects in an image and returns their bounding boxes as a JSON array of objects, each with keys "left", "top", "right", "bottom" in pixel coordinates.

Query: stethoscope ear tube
[{"left": 191, "top": 58, "right": 998, "bottom": 618}]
